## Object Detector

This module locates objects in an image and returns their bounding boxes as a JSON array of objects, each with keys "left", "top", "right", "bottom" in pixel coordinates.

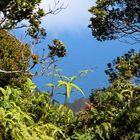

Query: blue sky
[{"left": 15, "top": 0, "right": 140, "bottom": 103}]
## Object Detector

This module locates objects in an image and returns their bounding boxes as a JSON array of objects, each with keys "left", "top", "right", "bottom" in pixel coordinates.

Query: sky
[
  {"left": 40, "top": 0, "right": 94, "bottom": 33},
  {"left": 30, "top": 0, "right": 140, "bottom": 103}
]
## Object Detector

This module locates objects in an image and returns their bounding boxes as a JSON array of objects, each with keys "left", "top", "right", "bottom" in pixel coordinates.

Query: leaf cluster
[
  {"left": 77, "top": 81, "right": 140, "bottom": 140},
  {"left": 0, "top": 79, "right": 75, "bottom": 140},
  {"left": 105, "top": 49, "right": 140, "bottom": 83},
  {"left": 0, "top": 29, "right": 31, "bottom": 87},
  {"left": 89, "top": 0, "right": 140, "bottom": 41},
  {"left": 0, "top": 0, "right": 46, "bottom": 38},
  {"left": 48, "top": 39, "right": 67, "bottom": 58}
]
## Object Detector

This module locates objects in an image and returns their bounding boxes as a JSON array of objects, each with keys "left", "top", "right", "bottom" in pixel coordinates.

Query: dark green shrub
[{"left": 0, "top": 29, "right": 31, "bottom": 87}]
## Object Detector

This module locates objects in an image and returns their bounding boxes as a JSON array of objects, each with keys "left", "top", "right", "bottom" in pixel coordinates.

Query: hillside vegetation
[{"left": 0, "top": 0, "right": 140, "bottom": 139}]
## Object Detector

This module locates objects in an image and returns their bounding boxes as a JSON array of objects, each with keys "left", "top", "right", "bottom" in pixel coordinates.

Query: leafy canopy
[
  {"left": 0, "top": 0, "right": 46, "bottom": 38},
  {"left": 86, "top": 81, "right": 140, "bottom": 140},
  {"left": 105, "top": 49, "right": 140, "bottom": 83},
  {"left": 89, "top": 0, "right": 140, "bottom": 41}
]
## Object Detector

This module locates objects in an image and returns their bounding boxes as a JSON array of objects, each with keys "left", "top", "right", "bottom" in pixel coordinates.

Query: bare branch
[
  {"left": 46, "top": 0, "right": 67, "bottom": 15},
  {"left": 0, "top": 69, "right": 34, "bottom": 76}
]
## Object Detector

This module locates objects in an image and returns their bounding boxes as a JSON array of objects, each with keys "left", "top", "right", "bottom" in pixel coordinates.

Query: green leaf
[
  {"left": 71, "top": 83, "right": 84, "bottom": 96},
  {"left": 70, "top": 76, "right": 78, "bottom": 82},
  {"left": 25, "top": 78, "right": 36, "bottom": 92},
  {"left": 133, "top": 133, "right": 140, "bottom": 140},
  {"left": 47, "top": 83, "right": 55, "bottom": 87},
  {"left": 57, "top": 80, "right": 84, "bottom": 102}
]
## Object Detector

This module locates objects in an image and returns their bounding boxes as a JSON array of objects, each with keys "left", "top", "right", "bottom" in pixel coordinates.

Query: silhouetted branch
[{"left": 46, "top": 0, "right": 67, "bottom": 15}]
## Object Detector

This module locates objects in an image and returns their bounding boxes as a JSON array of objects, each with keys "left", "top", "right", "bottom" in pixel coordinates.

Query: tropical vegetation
[{"left": 0, "top": 0, "right": 140, "bottom": 140}]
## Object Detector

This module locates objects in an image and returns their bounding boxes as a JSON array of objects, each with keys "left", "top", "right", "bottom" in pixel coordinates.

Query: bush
[
  {"left": 0, "top": 29, "right": 31, "bottom": 87},
  {"left": 0, "top": 30, "right": 76, "bottom": 139},
  {"left": 0, "top": 79, "right": 75, "bottom": 140},
  {"left": 73, "top": 81, "right": 140, "bottom": 140}
]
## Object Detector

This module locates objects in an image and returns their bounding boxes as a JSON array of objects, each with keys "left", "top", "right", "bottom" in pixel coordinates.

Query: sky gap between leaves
[{"left": 40, "top": 0, "right": 95, "bottom": 34}]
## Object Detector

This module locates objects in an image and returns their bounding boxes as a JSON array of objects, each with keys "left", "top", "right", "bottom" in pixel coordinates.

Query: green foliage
[
  {"left": 79, "top": 69, "right": 93, "bottom": 77},
  {"left": 0, "top": 29, "right": 31, "bottom": 87},
  {"left": 0, "top": 79, "right": 76, "bottom": 140},
  {"left": 84, "top": 50, "right": 140, "bottom": 140},
  {"left": 46, "top": 68, "right": 85, "bottom": 105},
  {"left": 0, "top": 1, "right": 140, "bottom": 139},
  {"left": 57, "top": 80, "right": 84, "bottom": 104},
  {"left": 105, "top": 49, "right": 140, "bottom": 83},
  {"left": 89, "top": 0, "right": 140, "bottom": 41},
  {"left": 0, "top": 0, "right": 46, "bottom": 38},
  {"left": 77, "top": 81, "right": 140, "bottom": 140},
  {"left": 1, "top": 72, "right": 139, "bottom": 140},
  {"left": 48, "top": 39, "right": 67, "bottom": 58},
  {"left": 0, "top": 48, "right": 139, "bottom": 140}
]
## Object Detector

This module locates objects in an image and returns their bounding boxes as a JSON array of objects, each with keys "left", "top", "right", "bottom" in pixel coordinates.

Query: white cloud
[{"left": 40, "top": 0, "right": 95, "bottom": 34}]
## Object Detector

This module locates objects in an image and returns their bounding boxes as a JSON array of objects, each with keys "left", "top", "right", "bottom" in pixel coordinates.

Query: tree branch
[{"left": 0, "top": 69, "right": 34, "bottom": 76}]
